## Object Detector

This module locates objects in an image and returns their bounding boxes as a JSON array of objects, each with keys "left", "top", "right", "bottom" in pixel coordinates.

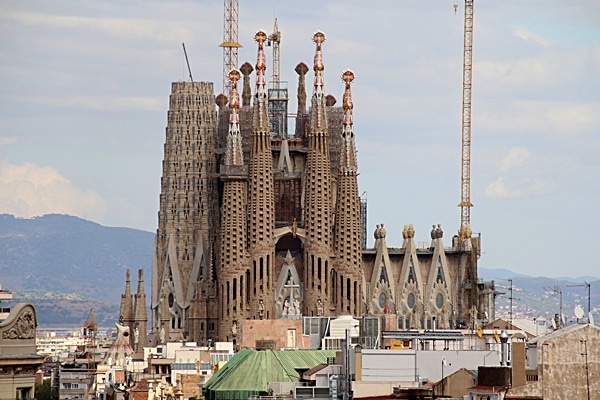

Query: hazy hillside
[
  {"left": 479, "top": 267, "right": 599, "bottom": 324},
  {"left": 1, "top": 213, "right": 597, "bottom": 327},
  {"left": 0, "top": 214, "right": 154, "bottom": 326}
]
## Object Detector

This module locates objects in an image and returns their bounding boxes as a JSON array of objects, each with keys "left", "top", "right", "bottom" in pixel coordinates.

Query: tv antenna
[
  {"left": 567, "top": 282, "right": 591, "bottom": 323},
  {"left": 544, "top": 285, "right": 563, "bottom": 328}
]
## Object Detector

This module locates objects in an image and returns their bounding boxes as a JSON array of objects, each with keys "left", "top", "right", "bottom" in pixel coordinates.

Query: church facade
[{"left": 137, "top": 30, "right": 485, "bottom": 346}]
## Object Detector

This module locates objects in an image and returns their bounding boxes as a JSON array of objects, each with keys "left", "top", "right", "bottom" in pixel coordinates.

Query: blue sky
[{"left": 1, "top": 0, "right": 599, "bottom": 279}]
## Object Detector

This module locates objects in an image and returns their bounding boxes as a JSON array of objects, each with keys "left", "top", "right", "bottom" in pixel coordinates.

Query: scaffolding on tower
[{"left": 267, "top": 18, "right": 288, "bottom": 137}]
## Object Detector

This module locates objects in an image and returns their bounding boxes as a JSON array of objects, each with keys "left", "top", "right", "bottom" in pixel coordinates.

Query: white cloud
[
  {"left": 476, "top": 49, "right": 587, "bottom": 90},
  {"left": 499, "top": 147, "right": 531, "bottom": 173},
  {"left": 0, "top": 162, "right": 107, "bottom": 221},
  {"left": 0, "top": 137, "right": 17, "bottom": 147},
  {"left": 484, "top": 147, "right": 557, "bottom": 199},
  {"left": 478, "top": 100, "right": 600, "bottom": 138},
  {"left": 13, "top": 95, "right": 163, "bottom": 112},
  {"left": 512, "top": 26, "right": 553, "bottom": 48},
  {"left": 5, "top": 11, "right": 194, "bottom": 46}
]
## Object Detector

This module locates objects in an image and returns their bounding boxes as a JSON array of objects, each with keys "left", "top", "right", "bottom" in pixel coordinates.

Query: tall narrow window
[{"left": 408, "top": 266, "right": 416, "bottom": 284}]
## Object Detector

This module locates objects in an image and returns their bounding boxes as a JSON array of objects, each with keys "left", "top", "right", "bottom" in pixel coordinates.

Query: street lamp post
[{"left": 441, "top": 358, "right": 450, "bottom": 397}]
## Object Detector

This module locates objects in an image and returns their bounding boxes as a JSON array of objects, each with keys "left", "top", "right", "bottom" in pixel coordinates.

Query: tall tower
[
  {"left": 247, "top": 31, "right": 276, "bottom": 319},
  {"left": 132, "top": 269, "right": 148, "bottom": 356},
  {"left": 303, "top": 31, "right": 334, "bottom": 313},
  {"left": 151, "top": 81, "right": 218, "bottom": 342},
  {"left": 119, "top": 269, "right": 134, "bottom": 343},
  {"left": 218, "top": 69, "right": 249, "bottom": 340},
  {"left": 333, "top": 70, "right": 363, "bottom": 315}
]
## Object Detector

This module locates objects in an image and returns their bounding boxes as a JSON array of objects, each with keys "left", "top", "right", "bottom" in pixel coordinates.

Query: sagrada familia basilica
[{"left": 119, "top": 30, "right": 488, "bottom": 349}]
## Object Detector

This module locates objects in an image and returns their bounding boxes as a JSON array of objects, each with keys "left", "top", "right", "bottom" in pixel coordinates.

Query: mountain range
[
  {"left": 0, "top": 214, "right": 154, "bottom": 326},
  {"left": 0, "top": 213, "right": 597, "bottom": 327}
]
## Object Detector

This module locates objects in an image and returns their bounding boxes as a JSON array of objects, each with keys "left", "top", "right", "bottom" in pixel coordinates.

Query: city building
[
  {"left": 0, "top": 302, "right": 45, "bottom": 400},
  {"left": 506, "top": 323, "right": 600, "bottom": 400}
]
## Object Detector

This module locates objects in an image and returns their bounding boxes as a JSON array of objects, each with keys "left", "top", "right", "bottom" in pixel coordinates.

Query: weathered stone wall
[
  {"left": 239, "top": 319, "right": 307, "bottom": 349},
  {"left": 508, "top": 324, "right": 600, "bottom": 400}
]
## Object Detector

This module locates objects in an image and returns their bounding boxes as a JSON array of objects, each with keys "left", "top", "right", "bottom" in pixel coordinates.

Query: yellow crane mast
[
  {"left": 219, "top": 0, "right": 242, "bottom": 95},
  {"left": 458, "top": 0, "right": 475, "bottom": 239}
]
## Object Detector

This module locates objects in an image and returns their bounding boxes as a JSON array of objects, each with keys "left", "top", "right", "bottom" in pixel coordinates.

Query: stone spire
[
  {"left": 240, "top": 62, "right": 254, "bottom": 107},
  {"left": 340, "top": 70, "right": 358, "bottom": 174},
  {"left": 309, "top": 31, "right": 328, "bottom": 135},
  {"left": 219, "top": 69, "right": 249, "bottom": 337},
  {"left": 252, "top": 31, "right": 270, "bottom": 133},
  {"left": 151, "top": 79, "right": 218, "bottom": 337},
  {"left": 295, "top": 62, "right": 309, "bottom": 138},
  {"left": 158, "top": 277, "right": 170, "bottom": 344},
  {"left": 295, "top": 62, "right": 309, "bottom": 115},
  {"left": 333, "top": 70, "right": 363, "bottom": 316},
  {"left": 247, "top": 30, "right": 275, "bottom": 321},
  {"left": 119, "top": 269, "right": 134, "bottom": 332},
  {"left": 133, "top": 269, "right": 148, "bottom": 355},
  {"left": 224, "top": 69, "right": 244, "bottom": 166},
  {"left": 303, "top": 31, "right": 333, "bottom": 313}
]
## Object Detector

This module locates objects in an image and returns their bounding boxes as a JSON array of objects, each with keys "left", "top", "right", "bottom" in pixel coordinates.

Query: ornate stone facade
[
  {"left": 362, "top": 225, "right": 482, "bottom": 330},
  {"left": 141, "top": 29, "right": 483, "bottom": 345}
]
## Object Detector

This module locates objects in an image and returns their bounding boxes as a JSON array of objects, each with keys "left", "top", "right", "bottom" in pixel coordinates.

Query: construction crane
[
  {"left": 268, "top": 18, "right": 281, "bottom": 89},
  {"left": 219, "top": 0, "right": 242, "bottom": 95},
  {"left": 457, "top": 0, "right": 475, "bottom": 238},
  {"left": 83, "top": 308, "right": 98, "bottom": 400},
  {"left": 454, "top": 1, "right": 478, "bottom": 325}
]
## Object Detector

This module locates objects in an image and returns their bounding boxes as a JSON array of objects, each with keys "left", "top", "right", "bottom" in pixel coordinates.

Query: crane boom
[
  {"left": 219, "top": 0, "right": 242, "bottom": 95},
  {"left": 182, "top": 42, "right": 193, "bottom": 82},
  {"left": 459, "top": 0, "right": 474, "bottom": 236}
]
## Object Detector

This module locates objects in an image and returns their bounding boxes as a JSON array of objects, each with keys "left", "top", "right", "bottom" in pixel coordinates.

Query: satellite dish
[
  {"left": 589, "top": 313, "right": 595, "bottom": 326},
  {"left": 551, "top": 318, "right": 557, "bottom": 330},
  {"left": 574, "top": 305, "right": 585, "bottom": 320}
]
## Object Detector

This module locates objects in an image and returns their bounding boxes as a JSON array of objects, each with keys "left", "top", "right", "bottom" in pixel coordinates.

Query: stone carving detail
[
  {"left": 316, "top": 299, "right": 324, "bottom": 316},
  {"left": 402, "top": 224, "right": 415, "bottom": 239},
  {"left": 430, "top": 224, "right": 444, "bottom": 239},
  {"left": 2, "top": 310, "right": 35, "bottom": 340},
  {"left": 374, "top": 223, "right": 387, "bottom": 239},
  {"left": 459, "top": 225, "right": 472, "bottom": 240},
  {"left": 258, "top": 299, "right": 265, "bottom": 319},
  {"left": 283, "top": 277, "right": 302, "bottom": 316}
]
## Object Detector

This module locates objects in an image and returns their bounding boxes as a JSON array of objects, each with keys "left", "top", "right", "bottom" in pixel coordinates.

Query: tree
[{"left": 35, "top": 379, "right": 52, "bottom": 400}]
